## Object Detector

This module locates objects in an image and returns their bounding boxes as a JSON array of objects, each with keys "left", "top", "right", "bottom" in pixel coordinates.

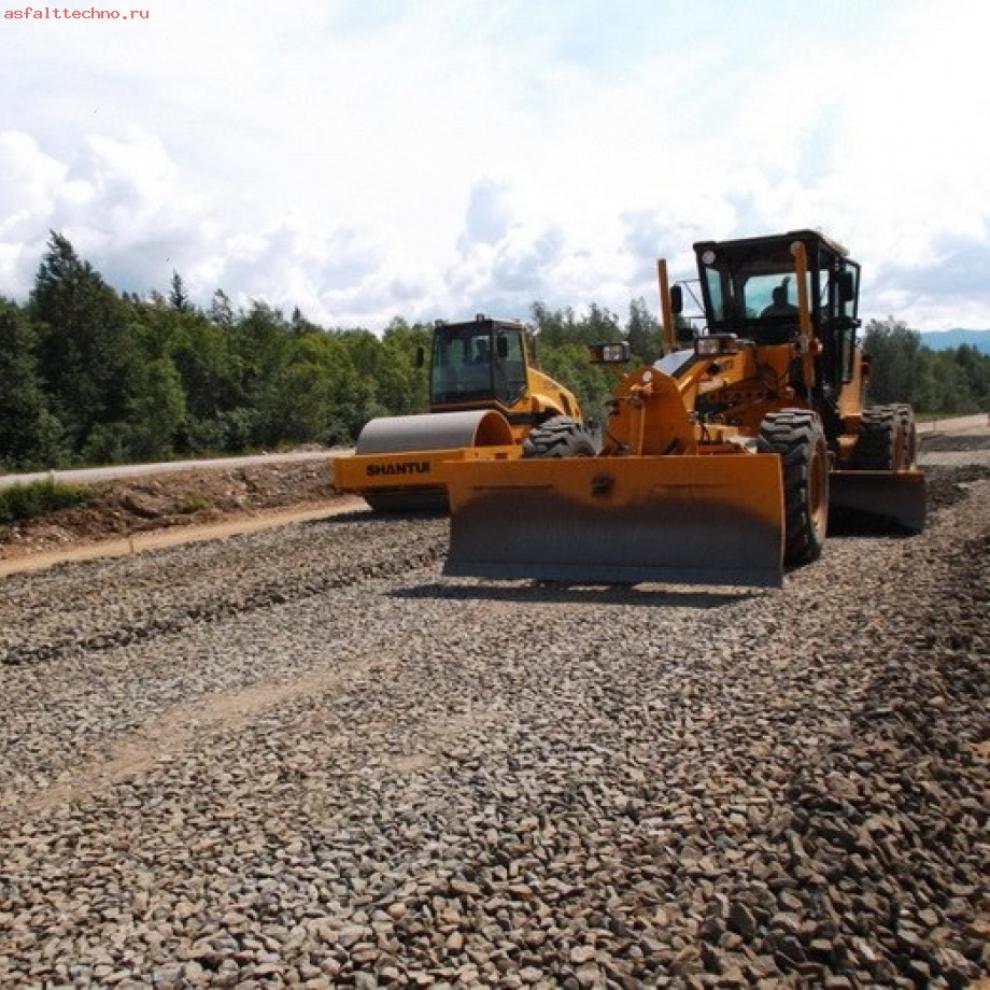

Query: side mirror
[
  {"left": 839, "top": 271, "right": 856, "bottom": 303},
  {"left": 670, "top": 285, "right": 683, "bottom": 315},
  {"left": 496, "top": 334, "right": 509, "bottom": 359},
  {"left": 415, "top": 346, "right": 425, "bottom": 368}
]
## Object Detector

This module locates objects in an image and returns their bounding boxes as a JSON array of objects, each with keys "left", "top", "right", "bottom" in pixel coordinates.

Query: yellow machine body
[
  {"left": 332, "top": 317, "right": 582, "bottom": 511},
  {"left": 445, "top": 231, "right": 925, "bottom": 587},
  {"left": 333, "top": 410, "right": 521, "bottom": 512}
]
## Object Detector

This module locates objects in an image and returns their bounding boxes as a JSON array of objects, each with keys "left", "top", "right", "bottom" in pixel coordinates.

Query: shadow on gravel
[
  {"left": 826, "top": 515, "right": 921, "bottom": 538},
  {"left": 391, "top": 582, "right": 758, "bottom": 609},
  {"left": 303, "top": 510, "right": 446, "bottom": 527}
]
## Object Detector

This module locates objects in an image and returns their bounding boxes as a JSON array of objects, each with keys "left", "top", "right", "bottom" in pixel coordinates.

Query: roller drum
[
  {"left": 354, "top": 410, "right": 514, "bottom": 513},
  {"left": 355, "top": 410, "right": 513, "bottom": 454}
]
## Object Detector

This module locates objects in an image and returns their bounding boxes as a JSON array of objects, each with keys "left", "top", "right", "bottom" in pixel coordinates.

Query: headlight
[
  {"left": 695, "top": 334, "right": 740, "bottom": 357},
  {"left": 588, "top": 342, "right": 631, "bottom": 365}
]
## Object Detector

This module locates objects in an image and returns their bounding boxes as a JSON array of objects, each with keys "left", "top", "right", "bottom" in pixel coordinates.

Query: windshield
[
  {"left": 700, "top": 241, "right": 818, "bottom": 343},
  {"left": 431, "top": 325, "right": 494, "bottom": 403},
  {"left": 430, "top": 324, "right": 528, "bottom": 405},
  {"left": 704, "top": 264, "right": 812, "bottom": 322}
]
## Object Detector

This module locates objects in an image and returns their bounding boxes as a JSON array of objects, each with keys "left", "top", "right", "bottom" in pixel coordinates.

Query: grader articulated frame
[{"left": 442, "top": 231, "right": 925, "bottom": 587}]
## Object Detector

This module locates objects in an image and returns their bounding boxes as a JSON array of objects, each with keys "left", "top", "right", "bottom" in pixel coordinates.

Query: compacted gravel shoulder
[{"left": 0, "top": 465, "right": 987, "bottom": 989}]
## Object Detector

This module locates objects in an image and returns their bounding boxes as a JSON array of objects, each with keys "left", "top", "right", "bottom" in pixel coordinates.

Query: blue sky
[{"left": 1, "top": 0, "right": 988, "bottom": 331}]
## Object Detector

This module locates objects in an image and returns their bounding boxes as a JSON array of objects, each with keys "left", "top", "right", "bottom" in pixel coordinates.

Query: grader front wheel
[
  {"left": 759, "top": 409, "right": 829, "bottom": 565},
  {"left": 522, "top": 416, "right": 597, "bottom": 458}
]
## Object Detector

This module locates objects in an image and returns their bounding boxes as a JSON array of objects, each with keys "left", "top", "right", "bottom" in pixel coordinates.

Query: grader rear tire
[
  {"left": 522, "top": 416, "right": 597, "bottom": 458},
  {"left": 892, "top": 403, "right": 918, "bottom": 468},
  {"left": 855, "top": 406, "right": 906, "bottom": 470},
  {"left": 759, "top": 409, "right": 829, "bottom": 565}
]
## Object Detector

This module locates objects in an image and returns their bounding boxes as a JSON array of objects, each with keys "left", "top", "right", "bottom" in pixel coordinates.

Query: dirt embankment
[
  {"left": 0, "top": 427, "right": 985, "bottom": 565},
  {"left": 0, "top": 459, "right": 345, "bottom": 561}
]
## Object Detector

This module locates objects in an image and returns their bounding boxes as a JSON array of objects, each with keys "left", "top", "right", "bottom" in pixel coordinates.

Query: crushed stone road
[{"left": 0, "top": 466, "right": 987, "bottom": 989}]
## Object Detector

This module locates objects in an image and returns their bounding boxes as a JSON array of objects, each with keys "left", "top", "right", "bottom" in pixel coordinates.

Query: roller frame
[{"left": 332, "top": 409, "right": 520, "bottom": 511}]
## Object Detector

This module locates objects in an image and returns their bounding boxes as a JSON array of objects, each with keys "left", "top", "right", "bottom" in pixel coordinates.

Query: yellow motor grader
[
  {"left": 332, "top": 315, "right": 590, "bottom": 510},
  {"left": 442, "top": 230, "right": 925, "bottom": 587}
]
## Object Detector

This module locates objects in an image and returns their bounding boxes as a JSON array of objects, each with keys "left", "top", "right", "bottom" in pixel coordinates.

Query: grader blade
[
  {"left": 444, "top": 455, "right": 785, "bottom": 588},
  {"left": 829, "top": 470, "right": 926, "bottom": 533}
]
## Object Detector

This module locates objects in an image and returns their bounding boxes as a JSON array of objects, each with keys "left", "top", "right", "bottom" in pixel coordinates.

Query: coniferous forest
[{"left": 1, "top": 233, "right": 988, "bottom": 472}]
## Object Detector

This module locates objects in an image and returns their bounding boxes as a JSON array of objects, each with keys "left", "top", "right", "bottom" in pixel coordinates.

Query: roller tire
[
  {"left": 855, "top": 405, "right": 906, "bottom": 470},
  {"left": 758, "top": 409, "right": 829, "bottom": 565},
  {"left": 522, "top": 416, "right": 597, "bottom": 458}
]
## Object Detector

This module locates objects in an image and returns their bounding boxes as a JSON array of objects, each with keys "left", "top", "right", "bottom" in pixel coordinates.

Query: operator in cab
[{"left": 761, "top": 282, "right": 798, "bottom": 319}]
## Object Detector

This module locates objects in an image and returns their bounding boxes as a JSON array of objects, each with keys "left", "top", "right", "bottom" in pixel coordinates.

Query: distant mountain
[{"left": 920, "top": 329, "right": 990, "bottom": 354}]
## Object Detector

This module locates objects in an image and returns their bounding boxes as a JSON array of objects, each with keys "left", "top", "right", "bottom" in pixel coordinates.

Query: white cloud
[{"left": 1, "top": 0, "right": 989, "bottom": 329}]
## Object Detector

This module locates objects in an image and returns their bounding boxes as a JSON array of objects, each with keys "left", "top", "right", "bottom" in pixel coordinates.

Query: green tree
[
  {"left": 124, "top": 356, "right": 187, "bottom": 460},
  {"left": 169, "top": 271, "right": 192, "bottom": 313},
  {"left": 208, "top": 289, "right": 234, "bottom": 328},
  {"left": 232, "top": 302, "right": 292, "bottom": 445},
  {"left": 0, "top": 299, "right": 65, "bottom": 469},
  {"left": 953, "top": 343, "right": 990, "bottom": 411},
  {"left": 31, "top": 232, "right": 136, "bottom": 452},
  {"left": 863, "top": 317, "right": 990, "bottom": 413},
  {"left": 863, "top": 317, "right": 923, "bottom": 405},
  {"left": 625, "top": 297, "right": 661, "bottom": 364}
]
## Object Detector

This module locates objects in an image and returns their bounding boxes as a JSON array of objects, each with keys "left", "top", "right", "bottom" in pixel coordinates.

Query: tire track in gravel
[
  {"left": 15, "top": 626, "right": 503, "bottom": 819},
  {"left": 0, "top": 543, "right": 443, "bottom": 667},
  {"left": 0, "top": 542, "right": 522, "bottom": 816},
  {"left": 20, "top": 659, "right": 372, "bottom": 817}
]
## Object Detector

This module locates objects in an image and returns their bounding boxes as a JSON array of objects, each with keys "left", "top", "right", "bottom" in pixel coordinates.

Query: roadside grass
[
  {"left": 175, "top": 493, "right": 211, "bottom": 514},
  {"left": 0, "top": 480, "right": 93, "bottom": 525}
]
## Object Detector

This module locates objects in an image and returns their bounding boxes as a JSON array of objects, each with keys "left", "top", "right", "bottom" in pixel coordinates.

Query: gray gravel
[{"left": 1, "top": 467, "right": 988, "bottom": 988}]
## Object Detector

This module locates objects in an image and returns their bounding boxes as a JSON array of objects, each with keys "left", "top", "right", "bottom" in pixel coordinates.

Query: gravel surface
[
  {"left": 1, "top": 465, "right": 987, "bottom": 988},
  {"left": 919, "top": 433, "right": 990, "bottom": 453}
]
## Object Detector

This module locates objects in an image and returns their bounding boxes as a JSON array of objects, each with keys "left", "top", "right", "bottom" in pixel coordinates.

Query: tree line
[
  {"left": 1, "top": 233, "right": 988, "bottom": 472},
  {"left": 861, "top": 318, "right": 990, "bottom": 414}
]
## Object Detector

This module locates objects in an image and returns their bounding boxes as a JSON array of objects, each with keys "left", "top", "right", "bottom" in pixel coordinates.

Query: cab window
[
  {"left": 430, "top": 326, "right": 494, "bottom": 403},
  {"left": 494, "top": 330, "right": 527, "bottom": 404}
]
